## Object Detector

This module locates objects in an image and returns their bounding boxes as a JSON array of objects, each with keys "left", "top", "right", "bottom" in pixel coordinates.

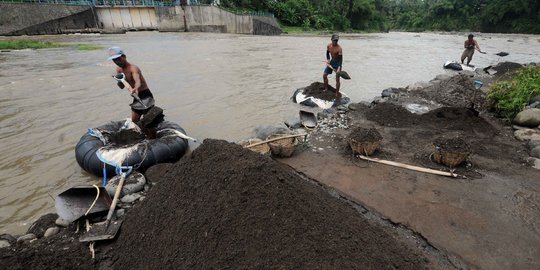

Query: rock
[
  {"left": 0, "top": 234, "right": 16, "bottom": 243},
  {"left": 116, "top": 209, "right": 125, "bottom": 218},
  {"left": 526, "top": 101, "right": 540, "bottom": 109},
  {"left": 27, "top": 213, "right": 58, "bottom": 238},
  {"left": 0, "top": 240, "right": 10, "bottom": 248},
  {"left": 531, "top": 146, "right": 540, "bottom": 159},
  {"left": 512, "top": 125, "right": 529, "bottom": 130},
  {"left": 106, "top": 172, "right": 146, "bottom": 197},
  {"left": 433, "top": 74, "right": 452, "bottom": 81},
  {"left": 530, "top": 95, "right": 540, "bottom": 104},
  {"left": 514, "top": 129, "right": 540, "bottom": 141},
  {"left": 284, "top": 116, "right": 302, "bottom": 129},
  {"left": 336, "top": 105, "right": 349, "bottom": 112},
  {"left": 44, "top": 227, "right": 60, "bottom": 238},
  {"left": 381, "top": 87, "right": 400, "bottom": 98},
  {"left": 528, "top": 140, "right": 540, "bottom": 150},
  {"left": 407, "top": 81, "right": 430, "bottom": 91},
  {"left": 17, "top": 233, "right": 37, "bottom": 242},
  {"left": 120, "top": 193, "right": 143, "bottom": 204},
  {"left": 513, "top": 108, "right": 540, "bottom": 127},
  {"left": 144, "top": 184, "right": 151, "bottom": 192},
  {"left": 405, "top": 104, "right": 429, "bottom": 114},
  {"left": 533, "top": 158, "right": 540, "bottom": 170},
  {"left": 55, "top": 218, "right": 70, "bottom": 227}
]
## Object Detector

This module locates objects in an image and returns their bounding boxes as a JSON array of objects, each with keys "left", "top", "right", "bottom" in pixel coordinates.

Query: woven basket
[
  {"left": 268, "top": 135, "right": 297, "bottom": 157},
  {"left": 349, "top": 139, "right": 381, "bottom": 156},
  {"left": 242, "top": 139, "right": 270, "bottom": 155},
  {"left": 432, "top": 150, "right": 469, "bottom": 167}
]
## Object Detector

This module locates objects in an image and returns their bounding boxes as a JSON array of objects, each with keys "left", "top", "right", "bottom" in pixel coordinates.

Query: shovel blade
[
  {"left": 299, "top": 110, "right": 318, "bottom": 129},
  {"left": 55, "top": 187, "right": 112, "bottom": 223},
  {"left": 79, "top": 219, "right": 123, "bottom": 242},
  {"left": 337, "top": 71, "right": 351, "bottom": 80}
]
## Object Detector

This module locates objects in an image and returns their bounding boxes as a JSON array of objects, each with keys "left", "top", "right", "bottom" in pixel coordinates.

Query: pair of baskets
[{"left": 349, "top": 138, "right": 381, "bottom": 156}]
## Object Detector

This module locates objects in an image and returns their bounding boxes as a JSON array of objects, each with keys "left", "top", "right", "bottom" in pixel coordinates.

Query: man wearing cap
[
  {"left": 324, "top": 34, "right": 343, "bottom": 97},
  {"left": 107, "top": 46, "right": 155, "bottom": 123},
  {"left": 461, "top": 34, "right": 482, "bottom": 66}
]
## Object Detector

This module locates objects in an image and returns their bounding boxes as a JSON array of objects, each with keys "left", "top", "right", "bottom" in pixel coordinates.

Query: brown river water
[{"left": 1, "top": 31, "right": 539, "bottom": 234}]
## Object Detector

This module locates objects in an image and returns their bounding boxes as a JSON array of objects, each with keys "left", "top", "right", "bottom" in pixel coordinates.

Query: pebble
[
  {"left": 116, "top": 209, "right": 125, "bottom": 218},
  {"left": 533, "top": 158, "right": 540, "bottom": 170},
  {"left": 16, "top": 233, "right": 37, "bottom": 242},
  {"left": 0, "top": 240, "right": 10, "bottom": 248},
  {"left": 44, "top": 227, "right": 60, "bottom": 238},
  {"left": 120, "top": 193, "right": 143, "bottom": 204},
  {"left": 106, "top": 172, "right": 147, "bottom": 197},
  {"left": 55, "top": 217, "right": 70, "bottom": 227}
]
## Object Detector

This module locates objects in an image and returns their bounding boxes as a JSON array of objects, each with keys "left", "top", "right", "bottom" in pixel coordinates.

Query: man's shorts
[
  {"left": 130, "top": 89, "right": 155, "bottom": 115},
  {"left": 461, "top": 48, "right": 475, "bottom": 60},
  {"left": 324, "top": 60, "right": 342, "bottom": 75}
]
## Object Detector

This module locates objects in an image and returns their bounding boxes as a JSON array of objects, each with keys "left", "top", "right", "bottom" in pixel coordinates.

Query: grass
[
  {"left": 488, "top": 66, "right": 540, "bottom": 120},
  {"left": 0, "top": 40, "right": 102, "bottom": 51}
]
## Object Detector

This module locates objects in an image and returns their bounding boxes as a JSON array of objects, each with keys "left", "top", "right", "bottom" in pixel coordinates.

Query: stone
[
  {"left": 55, "top": 218, "right": 70, "bottom": 227},
  {"left": 17, "top": 233, "right": 37, "bottom": 242},
  {"left": 528, "top": 140, "right": 540, "bottom": 150},
  {"left": 284, "top": 116, "right": 302, "bottom": 129},
  {"left": 115, "top": 209, "right": 125, "bottom": 218},
  {"left": 0, "top": 234, "right": 16, "bottom": 243},
  {"left": 533, "top": 158, "right": 540, "bottom": 170},
  {"left": 0, "top": 240, "right": 10, "bottom": 248},
  {"left": 106, "top": 172, "right": 146, "bottom": 197},
  {"left": 405, "top": 104, "right": 429, "bottom": 114},
  {"left": 513, "top": 108, "right": 540, "bottom": 127},
  {"left": 120, "top": 193, "right": 143, "bottom": 204},
  {"left": 336, "top": 105, "right": 349, "bottom": 112},
  {"left": 44, "top": 227, "right": 60, "bottom": 238},
  {"left": 381, "top": 87, "right": 400, "bottom": 98},
  {"left": 530, "top": 146, "right": 540, "bottom": 159},
  {"left": 526, "top": 101, "right": 540, "bottom": 109},
  {"left": 514, "top": 129, "right": 540, "bottom": 141},
  {"left": 512, "top": 125, "right": 529, "bottom": 130}
]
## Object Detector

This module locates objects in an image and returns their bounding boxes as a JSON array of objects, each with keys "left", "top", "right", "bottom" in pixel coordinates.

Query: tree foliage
[{"left": 216, "top": 0, "right": 540, "bottom": 33}]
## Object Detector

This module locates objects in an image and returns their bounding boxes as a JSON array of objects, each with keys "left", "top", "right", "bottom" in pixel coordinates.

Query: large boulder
[
  {"left": 513, "top": 108, "right": 540, "bottom": 127},
  {"left": 514, "top": 129, "right": 540, "bottom": 141}
]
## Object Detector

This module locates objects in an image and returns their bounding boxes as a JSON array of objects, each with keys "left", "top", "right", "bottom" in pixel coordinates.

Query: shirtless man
[
  {"left": 461, "top": 34, "right": 482, "bottom": 66},
  {"left": 323, "top": 34, "right": 343, "bottom": 97},
  {"left": 107, "top": 47, "right": 155, "bottom": 123}
]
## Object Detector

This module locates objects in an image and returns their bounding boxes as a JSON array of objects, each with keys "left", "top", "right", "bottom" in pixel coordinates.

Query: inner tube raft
[
  {"left": 292, "top": 88, "right": 350, "bottom": 109},
  {"left": 75, "top": 120, "right": 188, "bottom": 177}
]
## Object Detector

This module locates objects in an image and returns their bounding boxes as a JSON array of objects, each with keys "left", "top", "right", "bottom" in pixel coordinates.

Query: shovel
[
  {"left": 299, "top": 110, "right": 318, "bottom": 129},
  {"left": 113, "top": 73, "right": 148, "bottom": 109},
  {"left": 468, "top": 80, "right": 483, "bottom": 117},
  {"left": 79, "top": 166, "right": 132, "bottom": 242},
  {"left": 325, "top": 62, "right": 351, "bottom": 80},
  {"left": 55, "top": 186, "right": 112, "bottom": 223}
]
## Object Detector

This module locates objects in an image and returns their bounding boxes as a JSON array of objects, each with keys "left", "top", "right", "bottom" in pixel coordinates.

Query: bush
[{"left": 488, "top": 66, "right": 540, "bottom": 120}]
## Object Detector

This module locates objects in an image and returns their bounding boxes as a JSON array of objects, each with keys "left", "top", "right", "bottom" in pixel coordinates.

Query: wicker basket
[
  {"left": 349, "top": 138, "right": 381, "bottom": 156},
  {"left": 268, "top": 135, "right": 297, "bottom": 158},
  {"left": 241, "top": 139, "right": 271, "bottom": 155},
  {"left": 432, "top": 150, "right": 469, "bottom": 168}
]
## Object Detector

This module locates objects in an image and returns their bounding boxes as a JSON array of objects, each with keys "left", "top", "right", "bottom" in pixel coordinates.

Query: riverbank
[{"left": 1, "top": 62, "right": 539, "bottom": 269}]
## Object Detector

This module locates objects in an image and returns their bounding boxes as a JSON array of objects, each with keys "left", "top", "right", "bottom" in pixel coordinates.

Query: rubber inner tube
[{"left": 75, "top": 120, "right": 188, "bottom": 177}]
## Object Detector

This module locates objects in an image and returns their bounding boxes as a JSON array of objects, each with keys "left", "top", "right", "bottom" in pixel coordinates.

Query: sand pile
[{"left": 111, "top": 139, "right": 428, "bottom": 269}]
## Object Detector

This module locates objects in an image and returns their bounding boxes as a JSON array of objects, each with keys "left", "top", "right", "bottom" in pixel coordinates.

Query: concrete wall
[
  {"left": 0, "top": 3, "right": 97, "bottom": 36},
  {"left": 0, "top": 4, "right": 281, "bottom": 36},
  {"left": 95, "top": 7, "right": 157, "bottom": 30}
]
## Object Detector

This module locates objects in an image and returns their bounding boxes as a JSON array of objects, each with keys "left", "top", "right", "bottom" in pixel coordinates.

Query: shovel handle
[{"left": 105, "top": 172, "right": 127, "bottom": 224}]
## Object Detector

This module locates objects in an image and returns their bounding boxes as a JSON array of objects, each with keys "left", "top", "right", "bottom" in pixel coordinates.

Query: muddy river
[{"left": 0, "top": 31, "right": 538, "bottom": 234}]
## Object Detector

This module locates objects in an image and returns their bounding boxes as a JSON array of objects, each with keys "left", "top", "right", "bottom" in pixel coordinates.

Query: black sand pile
[
  {"left": 349, "top": 127, "right": 383, "bottom": 142},
  {"left": 303, "top": 82, "right": 340, "bottom": 100},
  {"left": 111, "top": 139, "right": 428, "bottom": 269}
]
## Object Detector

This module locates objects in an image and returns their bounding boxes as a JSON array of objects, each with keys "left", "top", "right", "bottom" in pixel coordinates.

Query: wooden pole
[
  {"left": 357, "top": 155, "right": 458, "bottom": 178},
  {"left": 245, "top": 134, "right": 308, "bottom": 148}
]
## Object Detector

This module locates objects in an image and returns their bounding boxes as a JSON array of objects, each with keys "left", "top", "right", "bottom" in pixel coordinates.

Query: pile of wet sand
[
  {"left": 110, "top": 139, "right": 428, "bottom": 269},
  {"left": 303, "top": 82, "right": 340, "bottom": 100}
]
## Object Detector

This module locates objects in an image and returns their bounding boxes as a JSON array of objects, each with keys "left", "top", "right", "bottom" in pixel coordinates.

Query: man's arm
[
  {"left": 475, "top": 41, "right": 481, "bottom": 51},
  {"left": 464, "top": 41, "right": 468, "bottom": 49},
  {"left": 326, "top": 45, "right": 331, "bottom": 62},
  {"left": 116, "top": 67, "right": 124, "bottom": 89}
]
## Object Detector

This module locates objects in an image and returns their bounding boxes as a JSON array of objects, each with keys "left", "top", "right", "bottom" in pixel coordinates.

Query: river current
[{"left": 1, "top": 31, "right": 538, "bottom": 234}]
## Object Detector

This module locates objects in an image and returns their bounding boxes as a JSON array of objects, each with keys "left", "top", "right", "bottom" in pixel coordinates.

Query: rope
[{"left": 84, "top": 184, "right": 100, "bottom": 216}]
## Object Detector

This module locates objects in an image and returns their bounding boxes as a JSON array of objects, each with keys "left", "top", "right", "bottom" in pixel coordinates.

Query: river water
[{"left": 0, "top": 31, "right": 538, "bottom": 234}]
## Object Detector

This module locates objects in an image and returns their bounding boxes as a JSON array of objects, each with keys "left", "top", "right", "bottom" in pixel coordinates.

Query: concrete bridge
[{"left": 0, "top": 3, "right": 281, "bottom": 36}]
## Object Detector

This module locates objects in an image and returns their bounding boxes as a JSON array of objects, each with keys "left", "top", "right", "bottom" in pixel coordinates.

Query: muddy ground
[{"left": 1, "top": 62, "right": 538, "bottom": 269}]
